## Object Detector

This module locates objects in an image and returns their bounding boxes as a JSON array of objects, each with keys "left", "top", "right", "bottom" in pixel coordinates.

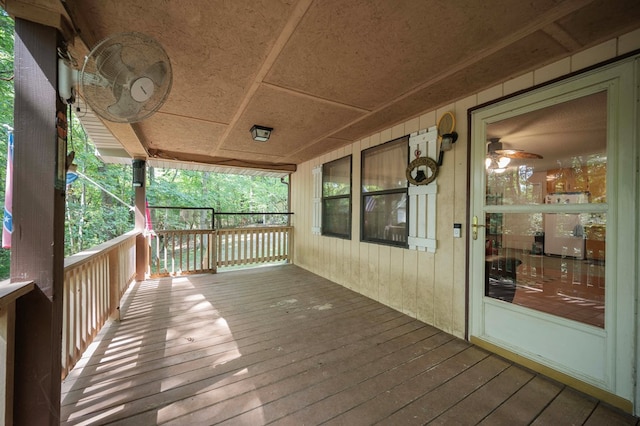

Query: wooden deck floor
[{"left": 60, "top": 264, "right": 638, "bottom": 425}]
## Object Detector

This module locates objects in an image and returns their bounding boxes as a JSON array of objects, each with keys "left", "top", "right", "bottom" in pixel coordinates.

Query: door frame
[{"left": 467, "top": 56, "right": 638, "bottom": 413}]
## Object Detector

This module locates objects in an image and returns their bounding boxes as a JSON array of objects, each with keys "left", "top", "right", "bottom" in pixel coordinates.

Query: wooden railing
[
  {"left": 148, "top": 226, "right": 293, "bottom": 276},
  {"left": 149, "top": 230, "right": 216, "bottom": 277},
  {"left": 61, "top": 231, "right": 138, "bottom": 379},
  {"left": 217, "top": 226, "right": 292, "bottom": 268},
  {"left": 0, "top": 280, "right": 34, "bottom": 424}
]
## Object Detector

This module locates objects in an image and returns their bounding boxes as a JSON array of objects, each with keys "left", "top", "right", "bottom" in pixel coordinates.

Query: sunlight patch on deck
[
  {"left": 312, "top": 303, "right": 333, "bottom": 310},
  {"left": 271, "top": 298, "right": 298, "bottom": 307}
]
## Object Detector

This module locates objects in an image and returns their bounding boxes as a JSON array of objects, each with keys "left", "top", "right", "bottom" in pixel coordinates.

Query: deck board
[{"left": 60, "top": 264, "right": 638, "bottom": 425}]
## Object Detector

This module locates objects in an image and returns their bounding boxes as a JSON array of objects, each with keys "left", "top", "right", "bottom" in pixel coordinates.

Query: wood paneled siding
[{"left": 290, "top": 32, "right": 640, "bottom": 339}]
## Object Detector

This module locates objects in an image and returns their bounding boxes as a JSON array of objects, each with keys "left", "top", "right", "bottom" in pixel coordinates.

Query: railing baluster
[
  {"left": 72, "top": 270, "right": 80, "bottom": 365},
  {"left": 230, "top": 230, "right": 236, "bottom": 266},
  {"left": 195, "top": 231, "right": 199, "bottom": 272},
  {"left": 157, "top": 233, "right": 162, "bottom": 275},
  {"left": 199, "top": 232, "right": 202, "bottom": 271},
  {"left": 228, "top": 231, "right": 233, "bottom": 266},
  {"left": 232, "top": 230, "right": 237, "bottom": 266},
  {"left": 186, "top": 232, "right": 189, "bottom": 272},
  {"left": 242, "top": 229, "right": 252, "bottom": 265},
  {"left": 170, "top": 232, "right": 175, "bottom": 275},
  {"left": 252, "top": 229, "right": 257, "bottom": 263},
  {"left": 90, "top": 260, "right": 96, "bottom": 339},
  {"left": 199, "top": 232, "right": 202, "bottom": 272},
  {"left": 81, "top": 264, "right": 88, "bottom": 355},
  {"left": 273, "top": 229, "right": 277, "bottom": 261}
]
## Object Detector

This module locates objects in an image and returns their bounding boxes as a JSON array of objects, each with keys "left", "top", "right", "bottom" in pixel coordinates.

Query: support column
[
  {"left": 11, "top": 19, "right": 65, "bottom": 425},
  {"left": 133, "top": 159, "right": 147, "bottom": 281}
]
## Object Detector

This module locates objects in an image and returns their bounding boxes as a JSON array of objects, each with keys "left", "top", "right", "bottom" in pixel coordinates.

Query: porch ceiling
[{"left": 5, "top": 0, "right": 640, "bottom": 173}]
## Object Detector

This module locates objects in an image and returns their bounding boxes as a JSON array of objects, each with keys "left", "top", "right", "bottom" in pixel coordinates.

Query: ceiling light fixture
[
  {"left": 485, "top": 156, "right": 511, "bottom": 173},
  {"left": 250, "top": 125, "right": 273, "bottom": 142}
]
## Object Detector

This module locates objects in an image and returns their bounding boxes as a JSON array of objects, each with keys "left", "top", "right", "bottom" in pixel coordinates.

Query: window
[
  {"left": 361, "top": 136, "right": 408, "bottom": 246},
  {"left": 322, "top": 155, "right": 352, "bottom": 238}
]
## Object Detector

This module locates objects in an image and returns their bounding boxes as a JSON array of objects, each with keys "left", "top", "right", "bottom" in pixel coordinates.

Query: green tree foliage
[
  {"left": 64, "top": 115, "right": 134, "bottom": 255},
  {"left": 0, "top": 10, "right": 13, "bottom": 279},
  {"left": 146, "top": 169, "right": 289, "bottom": 220}
]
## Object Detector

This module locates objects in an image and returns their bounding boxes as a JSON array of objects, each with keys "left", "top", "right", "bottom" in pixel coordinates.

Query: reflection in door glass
[
  {"left": 485, "top": 91, "right": 607, "bottom": 206},
  {"left": 483, "top": 90, "right": 608, "bottom": 327},
  {"left": 485, "top": 212, "right": 606, "bottom": 327}
]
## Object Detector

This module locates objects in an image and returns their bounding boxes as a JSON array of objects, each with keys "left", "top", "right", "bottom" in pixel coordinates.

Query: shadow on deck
[{"left": 60, "top": 265, "right": 637, "bottom": 425}]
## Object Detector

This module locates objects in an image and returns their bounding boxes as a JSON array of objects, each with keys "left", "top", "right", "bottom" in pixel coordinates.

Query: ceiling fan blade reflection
[
  {"left": 498, "top": 150, "right": 543, "bottom": 159},
  {"left": 487, "top": 139, "right": 542, "bottom": 160}
]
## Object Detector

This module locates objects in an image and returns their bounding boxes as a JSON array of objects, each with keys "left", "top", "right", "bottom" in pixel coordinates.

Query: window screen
[
  {"left": 361, "top": 137, "right": 408, "bottom": 246},
  {"left": 322, "top": 156, "right": 352, "bottom": 238}
]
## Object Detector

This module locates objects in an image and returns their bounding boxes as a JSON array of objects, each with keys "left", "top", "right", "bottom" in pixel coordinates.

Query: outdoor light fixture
[
  {"left": 250, "top": 125, "right": 273, "bottom": 142},
  {"left": 132, "top": 159, "right": 145, "bottom": 187},
  {"left": 437, "top": 132, "right": 458, "bottom": 166},
  {"left": 440, "top": 132, "right": 458, "bottom": 152}
]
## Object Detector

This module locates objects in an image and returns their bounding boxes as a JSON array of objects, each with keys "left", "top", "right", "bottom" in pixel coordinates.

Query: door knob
[{"left": 472, "top": 215, "right": 485, "bottom": 240}]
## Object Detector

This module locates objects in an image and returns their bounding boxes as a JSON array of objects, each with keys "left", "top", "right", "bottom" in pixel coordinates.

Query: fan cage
[{"left": 80, "top": 32, "right": 172, "bottom": 123}]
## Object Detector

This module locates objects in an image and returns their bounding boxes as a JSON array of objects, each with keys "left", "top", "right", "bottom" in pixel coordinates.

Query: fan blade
[
  {"left": 496, "top": 150, "right": 543, "bottom": 159},
  {"left": 95, "top": 43, "right": 131, "bottom": 80},
  {"left": 107, "top": 88, "right": 142, "bottom": 122},
  {"left": 144, "top": 61, "right": 167, "bottom": 86}
]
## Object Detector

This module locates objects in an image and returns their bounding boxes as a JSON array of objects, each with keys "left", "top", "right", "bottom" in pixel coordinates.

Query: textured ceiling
[{"left": 5, "top": 0, "right": 640, "bottom": 173}]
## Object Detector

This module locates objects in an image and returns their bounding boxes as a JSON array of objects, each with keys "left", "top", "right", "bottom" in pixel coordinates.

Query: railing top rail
[
  {"left": 216, "top": 225, "right": 293, "bottom": 231},
  {"left": 147, "top": 207, "right": 293, "bottom": 216},
  {"left": 0, "top": 280, "right": 35, "bottom": 309},
  {"left": 148, "top": 206, "right": 215, "bottom": 211},
  {"left": 64, "top": 230, "right": 140, "bottom": 270},
  {"left": 214, "top": 212, "right": 294, "bottom": 216},
  {"left": 154, "top": 226, "right": 293, "bottom": 233},
  {"left": 154, "top": 229, "right": 215, "bottom": 234}
]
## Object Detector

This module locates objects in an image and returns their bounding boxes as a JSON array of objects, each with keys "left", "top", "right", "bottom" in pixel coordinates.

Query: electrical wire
[{"left": 73, "top": 170, "right": 134, "bottom": 211}]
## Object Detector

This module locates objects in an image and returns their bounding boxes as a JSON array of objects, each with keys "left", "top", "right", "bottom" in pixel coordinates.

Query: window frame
[
  {"left": 360, "top": 136, "right": 409, "bottom": 247},
  {"left": 321, "top": 155, "right": 352, "bottom": 239}
]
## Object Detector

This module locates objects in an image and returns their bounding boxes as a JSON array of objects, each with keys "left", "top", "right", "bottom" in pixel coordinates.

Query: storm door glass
[{"left": 483, "top": 91, "right": 607, "bottom": 327}]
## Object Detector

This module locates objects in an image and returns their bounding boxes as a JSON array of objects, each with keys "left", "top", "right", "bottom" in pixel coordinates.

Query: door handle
[{"left": 472, "top": 215, "right": 485, "bottom": 240}]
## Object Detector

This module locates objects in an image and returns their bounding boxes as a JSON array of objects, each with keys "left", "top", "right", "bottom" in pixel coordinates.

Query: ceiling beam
[{"left": 213, "top": 0, "right": 316, "bottom": 153}]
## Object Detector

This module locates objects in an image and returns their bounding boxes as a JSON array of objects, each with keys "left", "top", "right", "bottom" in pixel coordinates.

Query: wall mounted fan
[
  {"left": 59, "top": 32, "right": 172, "bottom": 123},
  {"left": 486, "top": 138, "right": 542, "bottom": 172}
]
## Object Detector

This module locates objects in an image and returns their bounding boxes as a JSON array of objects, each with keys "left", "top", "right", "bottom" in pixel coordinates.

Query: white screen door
[{"left": 469, "top": 58, "right": 637, "bottom": 405}]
